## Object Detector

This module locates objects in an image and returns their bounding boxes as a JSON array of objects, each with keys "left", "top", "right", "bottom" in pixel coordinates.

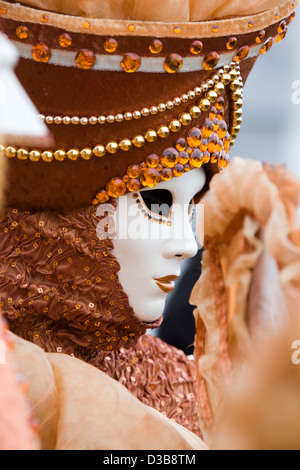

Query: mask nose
[{"left": 162, "top": 208, "right": 199, "bottom": 260}]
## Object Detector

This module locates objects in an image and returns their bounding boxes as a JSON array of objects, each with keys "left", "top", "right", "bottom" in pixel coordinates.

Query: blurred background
[{"left": 158, "top": 15, "right": 300, "bottom": 353}]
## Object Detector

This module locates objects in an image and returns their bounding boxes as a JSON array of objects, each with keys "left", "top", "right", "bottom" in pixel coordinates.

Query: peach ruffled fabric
[
  {"left": 190, "top": 157, "right": 300, "bottom": 444},
  {"left": 10, "top": 0, "right": 284, "bottom": 21},
  {"left": 12, "top": 333, "right": 207, "bottom": 450}
]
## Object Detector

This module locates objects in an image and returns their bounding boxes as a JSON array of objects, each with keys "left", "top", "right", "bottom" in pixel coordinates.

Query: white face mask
[{"left": 110, "top": 168, "right": 206, "bottom": 323}]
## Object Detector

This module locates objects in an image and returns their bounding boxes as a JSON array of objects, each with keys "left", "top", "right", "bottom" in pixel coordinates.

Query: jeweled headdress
[{"left": 0, "top": 0, "right": 297, "bottom": 213}]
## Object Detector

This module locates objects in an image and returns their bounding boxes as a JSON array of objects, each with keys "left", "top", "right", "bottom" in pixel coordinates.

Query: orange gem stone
[
  {"left": 121, "top": 53, "right": 141, "bottom": 73},
  {"left": 226, "top": 37, "right": 237, "bottom": 50},
  {"left": 149, "top": 39, "right": 163, "bottom": 54},
  {"left": 190, "top": 40, "right": 203, "bottom": 55},
  {"left": 260, "top": 38, "right": 273, "bottom": 55},
  {"left": 161, "top": 148, "right": 179, "bottom": 168},
  {"left": 248, "top": 20, "right": 254, "bottom": 28},
  {"left": 173, "top": 26, "right": 181, "bottom": 34},
  {"left": 128, "top": 24, "right": 135, "bottom": 32},
  {"left": 16, "top": 25, "right": 29, "bottom": 40},
  {"left": 234, "top": 46, "right": 250, "bottom": 62},
  {"left": 163, "top": 53, "right": 183, "bottom": 74},
  {"left": 75, "top": 50, "right": 96, "bottom": 69},
  {"left": 176, "top": 138, "right": 187, "bottom": 152},
  {"left": 187, "top": 127, "right": 202, "bottom": 148},
  {"left": 83, "top": 21, "right": 90, "bottom": 29},
  {"left": 217, "top": 120, "right": 228, "bottom": 139},
  {"left": 278, "top": 20, "right": 287, "bottom": 33},
  {"left": 96, "top": 190, "right": 110, "bottom": 203},
  {"left": 32, "top": 43, "right": 51, "bottom": 63},
  {"left": 160, "top": 168, "right": 173, "bottom": 182},
  {"left": 276, "top": 29, "right": 287, "bottom": 43},
  {"left": 140, "top": 168, "right": 161, "bottom": 188},
  {"left": 0, "top": 7, "right": 7, "bottom": 14},
  {"left": 201, "top": 118, "right": 214, "bottom": 138},
  {"left": 208, "top": 133, "right": 219, "bottom": 153},
  {"left": 104, "top": 38, "right": 118, "bottom": 53},
  {"left": 190, "top": 149, "right": 203, "bottom": 168},
  {"left": 256, "top": 30, "right": 266, "bottom": 43},
  {"left": 106, "top": 178, "right": 127, "bottom": 198},
  {"left": 212, "top": 25, "right": 219, "bottom": 33},
  {"left": 173, "top": 164, "right": 184, "bottom": 177},
  {"left": 40, "top": 15, "right": 48, "bottom": 23},
  {"left": 202, "top": 51, "right": 219, "bottom": 71},
  {"left": 127, "top": 179, "right": 141, "bottom": 192},
  {"left": 178, "top": 151, "right": 189, "bottom": 165},
  {"left": 146, "top": 154, "right": 160, "bottom": 168},
  {"left": 127, "top": 164, "right": 141, "bottom": 179},
  {"left": 58, "top": 33, "right": 72, "bottom": 48}
]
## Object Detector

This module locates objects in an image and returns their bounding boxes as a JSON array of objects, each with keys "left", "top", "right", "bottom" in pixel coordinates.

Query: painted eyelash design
[{"left": 133, "top": 192, "right": 195, "bottom": 226}]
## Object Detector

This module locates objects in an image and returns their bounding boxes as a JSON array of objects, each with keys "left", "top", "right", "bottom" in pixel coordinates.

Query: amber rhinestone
[
  {"left": 190, "top": 40, "right": 203, "bottom": 55},
  {"left": 75, "top": 49, "right": 96, "bottom": 69},
  {"left": 128, "top": 24, "right": 136, "bottom": 32},
  {"left": 32, "top": 43, "right": 51, "bottom": 63},
  {"left": 208, "top": 133, "right": 220, "bottom": 153},
  {"left": 106, "top": 178, "right": 127, "bottom": 198},
  {"left": 146, "top": 154, "right": 160, "bottom": 168},
  {"left": 161, "top": 148, "right": 179, "bottom": 168},
  {"left": 159, "top": 168, "right": 172, "bottom": 182},
  {"left": 164, "top": 53, "right": 183, "bottom": 74},
  {"left": 202, "top": 52, "right": 220, "bottom": 71},
  {"left": 126, "top": 165, "right": 140, "bottom": 179},
  {"left": 201, "top": 118, "right": 214, "bottom": 138},
  {"left": 289, "top": 11, "right": 296, "bottom": 23},
  {"left": 276, "top": 29, "right": 287, "bottom": 43},
  {"left": 212, "top": 25, "right": 219, "bottom": 33},
  {"left": 234, "top": 46, "right": 250, "bottom": 62},
  {"left": 149, "top": 39, "right": 163, "bottom": 54},
  {"left": 127, "top": 179, "right": 141, "bottom": 192},
  {"left": 226, "top": 37, "right": 237, "bottom": 50},
  {"left": 176, "top": 138, "right": 186, "bottom": 152},
  {"left": 40, "top": 15, "right": 48, "bottom": 23},
  {"left": 58, "top": 33, "right": 72, "bottom": 48},
  {"left": 260, "top": 38, "right": 273, "bottom": 55},
  {"left": 202, "top": 151, "right": 210, "bottom": 164},
  {"left": 96, "top": 190, "right": 110, "bottom": 203},
  {"left": 190, "top": 149, "right": 203, "bottom": 168},
  {"left": 140, "top": 168, "right": 161, "bottom": 188},
  {"left": 0, "top": 7, "right": 7, "bottom": 14},
  {"left": 256, "top": 30, "right": 266, "bottom": 44},
  {"left": 187, "top": 127, "right": 202, "bottom": 148},
  {"left": 16, "top": 25, "right": 29, "bottom": 40},
  {"left": 178, "top": 151, "right": 188, "bottom": 165},
  {"left": 217, "top": 121, "right": 228, "bottom": 139},
  {"left": 121, "top": 53, "right": 141, "bottom": 73},
  {"left": 173, "top": 164, "right": 184, "bottom": 177},
  {"left": 83, "top": 21, "right": 90, "bottom": 29},
  {"left": 103, "top": 37, "right": 118, "bottom": 53}
]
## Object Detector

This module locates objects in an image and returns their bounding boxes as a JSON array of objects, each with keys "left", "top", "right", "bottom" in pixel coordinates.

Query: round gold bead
[
  {"left": 5, "top": 146, "right": 17, "bottom": 158},
  {"left": 80, "top": 117, "right": 89, "bottom": 125},
  {"left": 133, "top": 110, "right": 141, "bottom": 119},
  {"left": 42, "top": 151, "right": 54, "bottom": 162},
  {"left": 80, "top": 148, "right": 93, "bottom": 160},
  {"left": 119, "top": 139, "right": 132, "bottom": 151},
  {"left": 54, "top": 116, "right": 62, "bottom": 124},
  {"left": 232, "top": 98, "right": 243, "bottom": 111},
  {"left": 229, "top": 68, "right": 238, "bottom": 80},
  {"left": 71, "top": 116, "right": 80, "bottom": 125},
  {"left": 89, "top": 116, "right": 98, "bottom": 125},
  {"left": 169, "top": 119, "right": 181, "bottom": 133},
  {"left": 132, "top": 135, "right": 145, "bottom": 148},
  {"left": 207, "top": 90, "right": 218, "bottom": 103},
  {"left": 63, "top": 116, "right": 71, "bottom": 125},
  {"left": 234, "top": 109, "right": 243, "bottom": 119},
  {"left": 106, "top": 115, "right": 115, "bottom": 124},
  {"left": 189, "top": 105, "right": 201, "bottom": 119},
  {"left": 199, "top": 98, "right": 211, "bottom": 112},
  {"left": 232, "top": 116, "right": 243, "bottom": 127},
  {"left": 230, "top": 79, "right": 241, "bottom": 91},
  {"left": 232, "top": 89, "right": 243, "bottom": 101},
  {"left": 158, "top": 103, "right": 166, "bottom": 112},
  {"left": 93, "top": 145, "right": 106, "bottom": 158},
  {"left": 17, "top": 148, "right": 28, "bottom": 160},
  {"left": 221, "top": 73, "right": 231, "bottom": 85},
  {"left": 115, "top": 113, "right": 124, "bottom": 122},
  {"left": 141, "top": 108, "right": 150, "bottom": 117},
  {"left": 124, "top": 112, "right": 133, "bottom": 121},
  {"left": 215, "top": 82, "right": 225, "bottom": 95},
  {"left": 45, "top": 116, "right": 54, "bottom": 124},
  {"left": 150, "top": 106, "right": 158, "bottom": 115},
  {"left": 98, "top": 116, "right": 106, "bottom": 124},
  {"left": 54, "top": 150, "right": 66, "bottom": 161},
  {"left": 67, "top": 149, "right": 79, "bottom": 160},
  {"left": 179, "top": 113, "right": 192, "bottom": 126},
  {"left": 145, "top": 129, "right": 157, "bottom": 143},
  {"left": 106, "top": 142, "right": 119, "bottom": 154},
  {"left": 166, "top": 101, "right": 174, "bottom": 109},
  {"left": 157, "top": 125, "right": 170, "bottom": 138},
  {"left": 29, "top": 150, "right": 41, "bottom": 162}
]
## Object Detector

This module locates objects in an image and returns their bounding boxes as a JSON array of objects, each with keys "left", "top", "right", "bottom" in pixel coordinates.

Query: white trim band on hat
[{"left": 13, "top": 41, "right": 262, "bottom": 73}]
